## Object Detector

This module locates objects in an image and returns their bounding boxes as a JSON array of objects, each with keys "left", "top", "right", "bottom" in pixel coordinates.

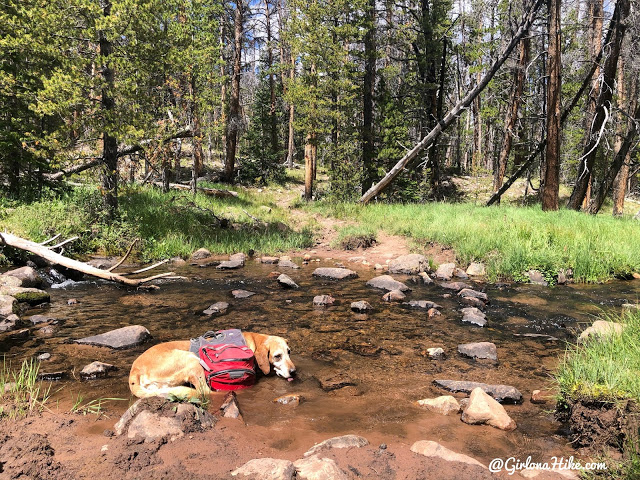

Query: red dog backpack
[{"left": 198, "top": 343, "right": 256, "bottom": 391}]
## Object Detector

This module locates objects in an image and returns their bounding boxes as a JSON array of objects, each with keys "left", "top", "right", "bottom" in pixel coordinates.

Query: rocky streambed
[{"left": 1, "top": 251, "right": 639, "bottom": 479}]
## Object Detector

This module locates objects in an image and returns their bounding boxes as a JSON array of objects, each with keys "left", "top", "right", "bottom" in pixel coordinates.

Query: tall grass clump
[
  {"left": 0, "top": 184, "right": 314, "bottom": 261},
  {"left": 555, "top": 310, "right": 640, "bottom": 402},
  {"left": 0, "top": 358, "right": 51, "bottom": 418},
  {"left": 307, "top": 202, "right": 640, "bottom": 282},
  {"left": 333, "top": 225, "right": 377, "bottom": 250}
]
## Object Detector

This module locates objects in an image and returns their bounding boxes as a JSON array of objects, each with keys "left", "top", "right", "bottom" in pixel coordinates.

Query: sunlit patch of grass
[
  {"left": 333, "top": 226, "right": 377, "bottom": 250},
  {"left": 69, "top": 393, "right": 126, "bottom": 416},
  {"left": 0, "top": 358, "right": 51, "bottom": 419}
]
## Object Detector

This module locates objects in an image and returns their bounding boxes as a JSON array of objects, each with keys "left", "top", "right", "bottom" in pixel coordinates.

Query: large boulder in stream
[
  {"left": 433, "top": 379, "right": 523, "bottom": 404},
  {"left": 388, "top": 254, "right": 429, "bottom": 275},
  {"left": 3, "top": 266, "right": 45, "bottom": 288},
  {"left": 461, "top": 387, "right": 516, "bottom": 431},
  {"left": 312, "top": 268, "right": 358, "bottom": 280},
  {"left": 0, "top": 295, "right": 18, "bottom": 316},
  {"left": 366, "top": 275, "right": 410, "bottom": 292},
  {"left": 74, "top": 325, "right": 151, "bottom": 349},
  {"left": 457, "top": 342, "right": 497, "bottom": 361},
  {"left": 0, "top": 286, "right": 49, "bottom": 305}
]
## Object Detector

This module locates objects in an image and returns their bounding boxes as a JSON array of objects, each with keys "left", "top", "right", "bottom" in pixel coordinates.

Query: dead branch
[
  {"left": 43, "top": 158, "right": 101, "bottom": 181},
  {"left": 118, "top": 129, "right": 193, "bottom": 158},
  {"left": 122, "top": 259, "right": 170, "bottom": 276},
  {"left": 108, "top": 238, "right": 139, "bottom": 272},
  {"left": 49, "top": 236, "right": 79, "bottom": 250},
  {"left": 0, "top": 232, "right": 174, "bottom": 287},
  {"left": 40, "top": 234, "right": 62, "bottom": 245}
]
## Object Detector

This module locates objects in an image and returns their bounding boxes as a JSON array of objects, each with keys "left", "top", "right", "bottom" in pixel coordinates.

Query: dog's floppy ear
[{"left": 253, "top": 338, "right": 271, "bottom": 375}]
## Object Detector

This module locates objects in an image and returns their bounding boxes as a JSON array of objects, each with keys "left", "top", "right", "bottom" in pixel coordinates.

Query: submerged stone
[
  {"left": 74, "top": 325, "right": 151, "bottom": 349},
  {"left": 312, "top": 268, "right": 358, "bottom": 280},
  {"left": 366, "top": 275, "right": 410, "bottom": 292},
  {"left": 433, "top": 379, "right": 523, "bottom": 404}
]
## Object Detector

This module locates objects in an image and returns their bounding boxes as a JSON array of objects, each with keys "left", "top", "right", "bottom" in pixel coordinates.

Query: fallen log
[
  {"left": 0, "top": 232, "right": 174, "bottom": 287},
  {"left": 152, "top": 181, "right": 238, "bottom": 198}
]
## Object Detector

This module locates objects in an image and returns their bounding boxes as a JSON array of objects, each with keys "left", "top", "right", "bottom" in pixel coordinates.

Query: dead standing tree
[{"left": 359, "top": 0, "right": 545, "bottom": 204}]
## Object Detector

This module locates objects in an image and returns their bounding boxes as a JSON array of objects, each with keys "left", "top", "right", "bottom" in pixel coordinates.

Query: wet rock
[
  {"left": 0, "top": 314, "right": 20, "bottom": 332},
  {"left": 457, "top": 342, "right": 497, "bottom": 361},
  {"left": 453, "top": 268, "right": 469, "bottom": 279},
  {"left": 232, "top": 458, "right": 296, "bottom": 480},
  {"left": 426, "top": 347, "right": 445, "bottom": 359},
  {"left": 433, "top": 379, "right": 523, "bottom": 404},
  {"left": 403, "top": 300, "right": 442, "bottom": 310},
  {"left": 232, "top": 289, "right": 256, "bottom": 299},
  {"left": 460, "top": 296, "right": 486, "bottom": 310},
  {"left": 388, "top": 254, "right": 429, "bottom": 275},
  {"left": 277, "top": 274, "right": 299, "bottom": 289},
  {"left": 316, "top": 373, "right": 356, "bottom": 391},
  {"left": 304, "top": 434, "right": 369, "bottom": 457},
  {"left": 273, "top": 394, "right": 303, "bottom": 407},
  {"left": 531, "top": 389, "right": 555, "bottom": 404},
  {"left": 6, "top": 328, "right": 29, "bottom": 341},
  {"left": 216, "top": 259, "right": 244, "bottom": 269},
  {"left": 578, "top": 320, "right": 624, "bottom": 343},
  {"left": 221, "top": 391, "right": 242, "bottom": 420},
  {"left": 230, "top": 252, "right": 246, "bottom": 263},
  {"left": 170, "top": 257, "right": 187, "bottom": 267},
  {"left": 366, "top": 275, "right": 410, "bottom": 292},
  {"left": 313, "top": 295, "right": 335, "bottom": 307},
  {"left": 461, "top": 387, "right": 516, "bottom": 431},
  {"left": 278, "top": 258, "right": 301, "bottom": 269},
  {"left": 28, "top": 314, "right": 56, "bottom": 325},
  {"left": 382, "top": 289, "right": 406, "bottom": 302},
  {"left": 38, "top": 325, "right": 57, "bottom": 336},
  {"left": 417, "top": 395, "right": 461, "bottom": 415},
  {"left": 419, "top": 272, "right": 434, "bottom": 285},
  {"left": 80, "top": 361, "right": 117, "bottom": 379},
  {"left": 0, "top": 286, "right": 50, "bottom": 305},
  {"left": 67, "top": 298, "right": 78, "bottom": 305},
  {"left": 350, "top": 301, "right": 372, "bottom": 313},
  {"left": 527, "top": 270, "right": 548, "bottom": 286},
  {"left": 427, "top": 308, "right": 441, "bottom": 318},
  {"left": 312, "top": 268, "right": 358, "bottom": 280},
  {"left": 439, "top": 281, "right": 471, "bottom": 292},
  {"left": 128, "top": 410, "right": 184, "bottom": 442},
  {"left": 260, "top": 256, "right": 280, "bottom": 264},
  {"left": 267, "top": 271, "right": 282, "bottom": 279},
  {"left": 410, "top": 440, "right": 486, "bottom": 468},
  {"left": 74, "top": 325, "right": 151, "bottom": 349},
  {"left": 3, "top": 266, "right": 44, "bottom": 288},
  {"left": 190, "top": 248, "right": 212, "bottom": 260},
  {"left": 458, "top": 288, "right": 488, "bottom": 302},
  {"left": 466, "top": 263, "right": 486, "bottom": 276},
  {"left": 203, "top": 302, "right": 229, "bottom": 316},
  {"left": 557, "top": 270, "right": 568, "bottom": 285},
  {"left": 37, "top": 352, "right": 51, "bottom": 361},
  {"left": 434, "top": 263, "right": 456, "bottom": 281},
  {"left": 38, "top": 371, "right": 66, "bottom": 381},
  {"left": 294, "top": 455, "right": 348, "bottom": 480},
  {"left": 461, "top": 307, "right": 487, "bottom": 327},
  {"left": 374, "top": 263, "right": 386, "bottom": 270}
]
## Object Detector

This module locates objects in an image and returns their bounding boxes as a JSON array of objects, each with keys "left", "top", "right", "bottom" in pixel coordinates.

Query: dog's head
[{"left": 254, "top": 335, "right": 296, "bottom": 379}]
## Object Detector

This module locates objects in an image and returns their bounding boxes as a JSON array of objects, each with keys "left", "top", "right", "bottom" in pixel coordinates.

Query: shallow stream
[{"left": 4, "top": 258, "right": 640, "bottom": 464}]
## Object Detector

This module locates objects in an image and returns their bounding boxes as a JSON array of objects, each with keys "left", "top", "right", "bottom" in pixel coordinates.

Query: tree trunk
[
  {"left": 362, "top": 0, "right": 376, "bottom": 194},
  {"left": 493, "top": 36, "right": 529, "bottom": 199},
  {"left": 99, "top": 0, "right": 118, "bottom": 220},
  {"left": 567, "top": 0, "right": 630, "bottom": 210},
  {"left": 612, "top": 74, "right": 637, "bottom": 216},
  {"left": 541, "top": 0, "right": 561, "bottom": 211},
  {"left": 359, "top": 0, "right": 544, "bottom": 204},
  {"left": 304, "top": 134, "right": 315, "bottom": 200},
  {"left": 287, "top": 52, "right": 296, "bottom": 168},
  {"left": 219, "top": 23, "right": 227, "bottom": 164},
  {"left": 264, "top": 0, "right": 279, "bottom": 157},
  {"left": 224, "top": 3, "right": 244, "bottom": 183}
]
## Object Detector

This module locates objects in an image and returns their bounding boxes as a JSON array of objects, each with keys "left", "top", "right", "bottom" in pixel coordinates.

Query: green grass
[
  {"left": 0, "top": 184, "right": 314, "bottom": 261},
  {"left": 69, "top": 394, "right": 126, "bottom": 416},
  {"left": 555, "top": 311, "right": 640, "bottom": 402},
  {"left": 332, "top": 225, "right": 377, "bottom": 250},
  {"left": 0, "top": 358, "right": 51, "bottom": 419},
  {"left": 306, "top": 202, "right": 640, "bottom": 283}
]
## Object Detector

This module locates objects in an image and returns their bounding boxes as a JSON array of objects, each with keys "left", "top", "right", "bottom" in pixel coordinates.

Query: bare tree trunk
[
  {"left": 99, "top": 0, "right": 118, "bottom": 220},
  {"left": 567, "top": 0, "right": 630, "bottom": 210},
  {"left": 287, "top": 53, "right": 296, "bottom": 168},
  {"left": 472, "top": 70, "right": 483, "bottom": 171},
  {"left": 613, "top": 75, "right": 637, "bottom": 216},
  {"left": 493, "top": 36, "right": 529, "bottom": 200},
  {"left": 223, "top": 1, "right": 244, "bottom": 183},
  {"left": 541, "top": 0, "right": 561, "bottom": 211},
  {"left": 219, "top": 23, "right": 227, "bottom": 164},
  {"left": 359, "top": 0, "right": 544, "bottom": 204},
  {"left": 264, "top": 0, "right": 279, "bottom": 157},
  {"left": 362, "top": 0, "right": 376, "bottom": 194}
]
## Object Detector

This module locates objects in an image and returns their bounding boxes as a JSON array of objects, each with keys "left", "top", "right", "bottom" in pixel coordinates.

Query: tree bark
[
  {"left": 362, "top": 0, "right": 377, "bottom": 194},
  {"left": 223, "top": 1, "right": 244, "bottom": 183},
  {"left": 612, "top": 75, "right": 637, "bottom": 216},
  {"left": 567, "top": 0, "right": 630, "bottom": 210},
  {"left": 493, "top": 36, "right": 529, "bottom": 199},
  {"left": 286, "top": 52, "right": 296, "bottom": 168},
  {"left": 264, "top": 0, "right": 279, "bottom": 157},
  {"left": 359, "top": 0, "right": 544, "bottom": 204},
  {"left": 99, "top": 0, "right": 118, "bottom": 220},
  {"left": 541, "top": 0, "right": 561, "bottom": 211}
]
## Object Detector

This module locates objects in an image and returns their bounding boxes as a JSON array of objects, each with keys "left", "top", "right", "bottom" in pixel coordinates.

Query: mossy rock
[{"left": 0, "top": 286, "right": 50, "bottom": 305}]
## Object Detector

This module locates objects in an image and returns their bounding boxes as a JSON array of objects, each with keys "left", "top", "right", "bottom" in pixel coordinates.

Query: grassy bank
[
  {"left": 306, "top": 202, "right": 640, "bottom": 283},
  {"left": 0, "top": 184, "right": 314, "bottom": 261}
]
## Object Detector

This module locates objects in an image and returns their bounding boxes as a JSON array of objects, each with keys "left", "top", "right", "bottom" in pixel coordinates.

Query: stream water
[{"left": 4, "top": 258, "right": 640, "bottom": 464}]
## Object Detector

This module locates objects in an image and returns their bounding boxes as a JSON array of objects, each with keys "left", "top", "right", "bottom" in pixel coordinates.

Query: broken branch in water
[
  {"left": 107, "top": 238, "right": 139, "bottom": 272},
  {"left": 0, "top": 232, "right": 174, "bottom": 287}
]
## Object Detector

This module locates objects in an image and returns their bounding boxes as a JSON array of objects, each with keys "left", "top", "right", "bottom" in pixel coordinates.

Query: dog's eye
[{"left": 274, "top": 354, "right": 282, "bottom": 361}]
